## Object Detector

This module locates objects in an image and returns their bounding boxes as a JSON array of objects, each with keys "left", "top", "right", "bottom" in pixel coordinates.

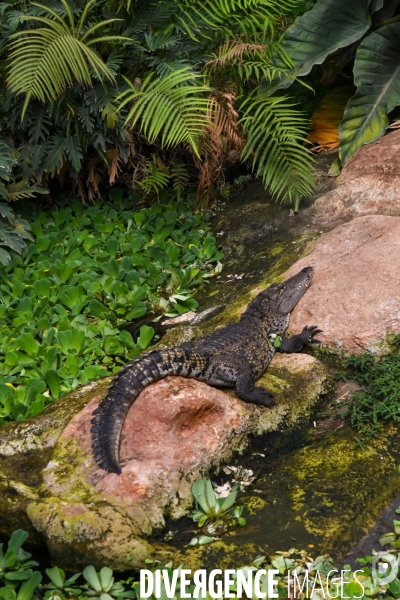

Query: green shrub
[
  {"left": 343, "top": 352, "right": 400, "bottom": 447},
  {"left": 0, "top": 195, "right": 222, "bottom": 424}
]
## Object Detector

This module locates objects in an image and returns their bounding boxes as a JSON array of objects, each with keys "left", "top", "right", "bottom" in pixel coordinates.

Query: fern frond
[
  {"left": 170, "top": 161, "right": 189, "bottom": 199},
  {"left": 175, "top": 0, "right": 298, "bottom": 40},
  {"left": 239, "top": 96, "right": 315, "bottom": 209},
  {"left": 118, "top": 68, "right": 210, "bottom": 155},
  {"left": 137, "top": 155, "right": 170, "bottom": 196},
  {"left": 7, "top": 0, "right": 126, "bottom": 116},
  {"left": 206, "top": 41, "right": 266, "bottom": 71}
]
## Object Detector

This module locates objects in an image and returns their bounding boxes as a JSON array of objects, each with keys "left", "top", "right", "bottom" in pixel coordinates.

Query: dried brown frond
[
  {"left": 388, "top": 120, "right": 400, "bottom": 130},
  {"left": 206, "top": 41, "right": 266, "bottom": 71},
  {"left": 74, "top": 174, "right": 86, "bottom": 204},
  {"left": 106, "top": 148, "right": 123, "bottom": 185},
  {"left": 86, "top": 157, "right": 102, "bottom": 202},
  {"left": 196, "top": 90, "right": 245, "bottom": 200}
]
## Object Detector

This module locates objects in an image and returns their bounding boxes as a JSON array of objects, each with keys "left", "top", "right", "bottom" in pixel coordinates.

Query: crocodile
[{"left": 91, "top": 266, "right": 321, "bottom": 474}]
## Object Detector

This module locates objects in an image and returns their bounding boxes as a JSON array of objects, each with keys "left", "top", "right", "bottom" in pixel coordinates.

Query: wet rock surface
[
  {"left": 0, "top": 352, "right": 330, "bottom": 570},
  {"left": 287, "top": 215, "right": 400, "bottom": 354}
]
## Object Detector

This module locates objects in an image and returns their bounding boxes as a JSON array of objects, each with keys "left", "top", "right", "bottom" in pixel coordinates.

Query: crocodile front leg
[{"left": 279, "top": 325, "right": 322, "bottom": 353}]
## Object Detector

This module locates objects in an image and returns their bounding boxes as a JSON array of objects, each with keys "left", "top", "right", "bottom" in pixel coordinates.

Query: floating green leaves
[{"left": 0, "top": 198, "right": 223, "bottom": 424}]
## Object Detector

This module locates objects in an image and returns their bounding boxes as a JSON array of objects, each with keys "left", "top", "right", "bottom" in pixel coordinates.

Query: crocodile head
[
  {"left": 270, "top": 266, "right": 314, "bottom": 313},
  {"left": 243, "top": 266, "right": 314, "bottom": 328}
]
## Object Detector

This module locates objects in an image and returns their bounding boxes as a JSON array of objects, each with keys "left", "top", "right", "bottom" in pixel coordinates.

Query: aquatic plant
[
  {"left": 188, "top": 478, "right": 246, "bottom": 531},
  {"left": 0, "top": 197, "right": 222, "bottom": 425},
  {"left": 0, "top": 530, "right": 41, "bottom": 600}
]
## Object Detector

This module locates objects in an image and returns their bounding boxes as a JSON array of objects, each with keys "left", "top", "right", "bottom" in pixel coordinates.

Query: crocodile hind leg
[
  {"left": 205, "top": 358, "right": 276, "bottom": 407},
  {"left": 235, "top": 370, "right": 276, "bottom": 406}
]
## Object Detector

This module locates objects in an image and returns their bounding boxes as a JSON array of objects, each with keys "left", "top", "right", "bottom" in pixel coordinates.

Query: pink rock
[
  {"left": 287, "top": 214, "right": 400, "bottom": 353},
  {"left": 305, "top": 130, "right": 400, "bottom": 228},
  {"left": 1, "top": 353, "right": 329, "bottom": 570}
]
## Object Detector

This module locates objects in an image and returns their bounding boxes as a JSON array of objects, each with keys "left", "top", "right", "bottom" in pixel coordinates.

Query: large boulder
[
  {"left": 304, "top": 130, "right": 400, "bottom": 229},
  {"left": 0, "top": 353, "right": 330, "bottom": 570},
  {"left": 286, "top": 215, "right": 400, "bottom": 354}
]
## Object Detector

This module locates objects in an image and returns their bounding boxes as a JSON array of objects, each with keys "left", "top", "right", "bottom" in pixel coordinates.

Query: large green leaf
[
  {"left": 259, "top": 0, "right": 373, "bottom": 97},
  {"left": 339, "top": 22, "right": 400, "bottom": 165}
]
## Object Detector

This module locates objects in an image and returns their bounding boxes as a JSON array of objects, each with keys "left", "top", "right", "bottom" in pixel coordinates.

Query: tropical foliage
[
  {"left": 0, "top": 193, "right": 222, "bottom": 424},
  {"left": 260, "top": 0, "right": 400, "bottom": 172},
  {"left": 0, "top": 0, "right": 315, "bottom": 216}
]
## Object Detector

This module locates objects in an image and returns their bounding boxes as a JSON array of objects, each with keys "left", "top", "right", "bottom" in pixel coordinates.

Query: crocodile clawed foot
[
  {"left": 250, "top": 387, "right": 276, "bottom": 407},
  {"left": 301, "top": 325, "right": 323, "bottom": 346}
]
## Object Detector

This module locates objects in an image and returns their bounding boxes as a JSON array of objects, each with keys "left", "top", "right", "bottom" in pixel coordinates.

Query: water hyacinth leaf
[
  {"left": 394, "top": 519, "right": 400, "bottom": 535},
  {"left": 86, "top": 299, "right": 109, "bottom": 318},
  {"left": 45, "top": 567, "right": 65, "bottom": 588},
  {"left": 25, "top": 379, "right": 46, "bottom": 403},
  {"left": 125, "top": 302, "right": 147, "bottom": 320},
  {"left": 44, "top": 369, "right": 60, "bottom": 399},
  {"left": 57, "top": 330, "right": 85, "bottom": 354},
  {"left": 7, "top": 530, "right": 29, "bottom": 555},
  {"left": 80, "top": 366, "right": 108, "bottom": 383},
  {"left": 17, "top": 571, "right": 42, "bottom": 600},
  {"left": 15, "top": 333, "right": 39, "bottom": 356},
  {"left": 32, "top": 279, "right": 51, "bottom": 298},
  {"left": 339, "top": 23, "right": 400, "bottom": 165},
  {"left": 218, "top": 486, "right": 239, "bottom": 512},
  {"left": 83, "top": 566, "right": 102, "bottom": 592},
  {"left": 192, "top": 479, "right": 217, "bottom": 514},
  {"left": 59, "top": 286, "right": 83, "bottom": 310},
  {"left": 36, "top": 237, "right": 51, "bottom": 253},
  {"left": 134, "top": 212, "right": 145, "bottom": 227},
  {"left": 12, "top": 279, "right": 25, "bottom": 297},
  {"left": 198, "top": 536, "right": 215, "bottom": 545},
  {"left": 137, "top": 325, "right": 154, "bottom": 349},
  {"left": 128, "top": 287, "right": 146, "bottom": 303},
  {"left": 119, "top": 330, "right": 134, "bottom": 348},
  {"left": 99, "top": 567, "right": 114, "bottom": 591},
  {"left": 59, "top": 264, "right": 74, "bottom": 283},
  {"left": 188, "top": 537, "right": 198, "bottom": 546},
  {"left": 24, "top": 398, "right": 46, "bottom": 419},
  {"left": 5, "top": 571, "right": 33, "bottom": 581},
  {"left": 106, "top": 238, "right": 119, "bottom": 258}
]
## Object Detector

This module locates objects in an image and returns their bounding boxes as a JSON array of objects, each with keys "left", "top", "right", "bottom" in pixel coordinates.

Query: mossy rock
[{"left": 0, "top": 346, "right": 330, "bottom": 571}]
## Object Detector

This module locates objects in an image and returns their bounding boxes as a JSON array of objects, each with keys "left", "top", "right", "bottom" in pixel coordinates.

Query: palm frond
[
  {"left": 239, "top": 96, "right": 315, "bottom": 210},
  {"left": 7, "top": 0, "right": 126, "bottom": 116},
  {"left": 118, "top": 68, "right": 210, "bottom": 155}
]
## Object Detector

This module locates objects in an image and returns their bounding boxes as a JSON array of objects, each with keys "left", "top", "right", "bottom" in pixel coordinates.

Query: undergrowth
[
  {"left": 0, "top": 191, "right": 222, "bottom": 425},
  {"left": 339, "top": 344, "right": 400, "bottom": 447}
]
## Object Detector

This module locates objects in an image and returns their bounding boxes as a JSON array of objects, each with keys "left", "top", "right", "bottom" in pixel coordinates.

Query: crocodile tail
[{"left": 90, "top": 346, "right": 203, "bottom": 474}]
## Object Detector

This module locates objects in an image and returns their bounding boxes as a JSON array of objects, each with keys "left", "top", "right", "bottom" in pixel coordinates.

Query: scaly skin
[{"left": 91, "top": 266, "right": 321, "bottom": 474}]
